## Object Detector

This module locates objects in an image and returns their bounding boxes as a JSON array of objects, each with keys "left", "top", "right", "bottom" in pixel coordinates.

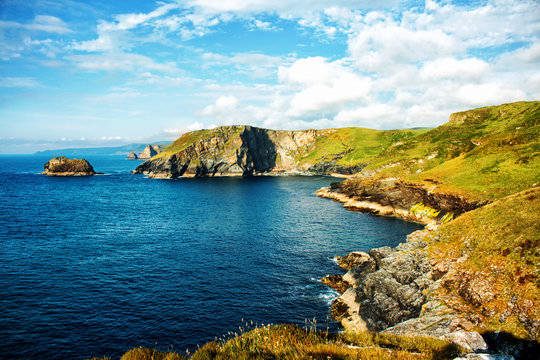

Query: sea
[{"left": 0, "top": 155, "right": 423, "bottom": 359}]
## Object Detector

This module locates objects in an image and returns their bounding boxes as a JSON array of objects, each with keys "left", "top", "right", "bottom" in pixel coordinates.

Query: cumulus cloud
[
  {"left": 278, "top": 57, "right": 372, "bottom": 117},
  {"left": 199, "top": 96, "right": 239, "bottom": 116},
  {"left": 420, "top": 58, "right": 490, "bottom": 81},
  {"left": 454, "top": 83, "right": 526, "bottom": 106}
]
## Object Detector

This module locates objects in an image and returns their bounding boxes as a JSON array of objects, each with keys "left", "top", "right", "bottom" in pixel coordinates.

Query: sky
[{"left": 0, "top": 0, "right": 539, "bottom": 153}]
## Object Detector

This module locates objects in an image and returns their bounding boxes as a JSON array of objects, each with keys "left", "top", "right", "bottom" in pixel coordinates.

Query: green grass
[
  {"left": 296, "top": 127, "right": 425, "bottom": 167},
  {"left": 154, "top": 126, "right": 245, "bottom": 160},
  {"left": 425, "top": 186, "right": 540, "bottom": 339},
  {"left": 197, "top": 323, "right": 465, "bottom": 360},
  {"left": 360, "top": 101, "right": 540, "bottom": 200}
]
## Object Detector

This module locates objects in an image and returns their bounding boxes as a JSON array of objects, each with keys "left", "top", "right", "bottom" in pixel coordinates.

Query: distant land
[{"left": 34, "top": 142, "right": 170, "bottom": 157}]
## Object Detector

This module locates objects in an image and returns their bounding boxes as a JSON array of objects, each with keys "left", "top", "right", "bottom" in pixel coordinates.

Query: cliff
[
  {"left": 42, "top": 156, "right": 96, "bottom": 176},
  {"left": 133, "top": 125, "right": 424, "bottom": 178}
]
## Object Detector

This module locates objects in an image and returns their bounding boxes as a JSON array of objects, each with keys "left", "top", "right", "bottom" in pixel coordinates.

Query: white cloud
[
  {"left": 349, "top": 22, "right": 456, "bottom": 72},
  {"left": 199, "top": 95, "right": 239, "bottom": 116},
  {"left": 0, "top": 15, "right": 72, "bottom": 34},
  {"left": 185, "top": 0, "right": 402, "bottom": 15},
  {"left": 334, "top": 104, "right": 399, "bottom": 125},
  {"left": 278, "top": 57, "right": 372, "bottom": 117},
  {"left": 420, "top": 57, "right": 490, "bottom": 80},
  {"left": 202, "top": 52, "right": 286, "bottom": 78},
  {"left": 67, "top": 53, "right": 178, "bottom": 73},
  {"left": 0, "top": 77, "right": 41, "bottom": 88},
  {"left": 454, "top": 83, "right": 526, "bottom": 106}
]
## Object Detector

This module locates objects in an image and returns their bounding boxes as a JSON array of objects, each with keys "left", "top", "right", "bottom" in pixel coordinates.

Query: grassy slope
[
  {"left": 368, "top": 101, "right": 540, "bottom": 200},
  {"left": 425, "top": 186, "right": 540, "bottom": 339},
  {"left": 89, "top": 324, "right": 465, "bottom": 360},
  {"left": 296, "top": 127, "right": 425, "bottom": 167},
  {"left": 153, "top": 127, "right": 242, "bottom": 160}
]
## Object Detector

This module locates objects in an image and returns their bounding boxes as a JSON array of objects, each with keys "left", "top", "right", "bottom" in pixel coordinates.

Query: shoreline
[{"left": 315, "top": 182, "right": 491, "bottom": 354}]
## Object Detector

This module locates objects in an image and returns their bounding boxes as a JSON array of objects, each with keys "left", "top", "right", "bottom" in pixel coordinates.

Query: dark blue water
[{"left": 0, "top": 156, "right": 422, "bottom": 359}]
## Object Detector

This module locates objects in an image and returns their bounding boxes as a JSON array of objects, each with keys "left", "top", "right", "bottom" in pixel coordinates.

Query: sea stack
[
  {"left": 42, "top": 156, "right": 96, "bottom": 176},
  {"left": 127, "top": 151, "right": 138, "bottom": 160},
  {"left": 138, "top": 145, "right": 158, "bottom": 159}
]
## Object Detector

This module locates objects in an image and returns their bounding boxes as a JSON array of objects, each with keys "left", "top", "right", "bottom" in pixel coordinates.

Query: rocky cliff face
[
  {"left": 318, "top": 177, "right": 487, "bottom": 222},
  {"left": 138, "top": 145, "right": 161, "bottom": 159},
  {"left": 42, "top": 156, "right": 96, "bottom": 176},
  {"left": 133, "top": 126, "right": 361, "bottom": 178}
]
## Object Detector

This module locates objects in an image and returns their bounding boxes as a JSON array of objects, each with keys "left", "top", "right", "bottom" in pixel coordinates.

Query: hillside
[
  {"left": 133, "top": 126, "right": 425, "bottom": 178},
  {"left": 364, "top": 101, "right": 539, "bottom": 200},
  {"left": 318, "top": 101, "right": 540, "bottom": 357}
]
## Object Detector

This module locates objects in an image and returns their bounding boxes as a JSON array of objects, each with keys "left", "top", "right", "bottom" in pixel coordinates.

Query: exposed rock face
[
  {"left": 127, "top": 151, "right": 138, "bottom": 160},
  {"left": 42, "top": 156, "right": 96, "bottom": 176},
  {"left": 318, "top": 177, "right": 487, "bottom": 221},
  {"left": 326, "top": 230, "right": 490, "bottom": 353},
  {"left": 138, "top": 145, "right": 160, "bottom": 159},
  {"left": 133, "top": 126, "right": 364, "bottom": 178}
]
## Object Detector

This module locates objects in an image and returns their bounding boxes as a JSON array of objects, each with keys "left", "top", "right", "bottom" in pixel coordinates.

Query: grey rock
[{"left": 443, "top": 330, "right": 488, "bottom": 353}]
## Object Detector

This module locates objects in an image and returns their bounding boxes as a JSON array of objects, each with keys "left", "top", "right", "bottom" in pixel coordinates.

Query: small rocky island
[{"left": 42, "top": 156, "right": 97, "bottom": 176}]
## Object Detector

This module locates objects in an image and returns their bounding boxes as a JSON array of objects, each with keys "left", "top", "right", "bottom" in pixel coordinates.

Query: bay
[{"left": 0, "top": 156, "right": 422, "bottom": 359}]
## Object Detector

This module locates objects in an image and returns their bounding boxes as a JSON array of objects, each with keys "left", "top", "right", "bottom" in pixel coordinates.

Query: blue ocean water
[{"left": 0, "top": 156, "right": 422, "bottom": 359}]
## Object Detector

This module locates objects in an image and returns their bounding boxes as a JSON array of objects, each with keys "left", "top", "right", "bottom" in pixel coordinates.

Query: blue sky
[{"left": 0, "top": 0, "right": 539, "bottom": 153}]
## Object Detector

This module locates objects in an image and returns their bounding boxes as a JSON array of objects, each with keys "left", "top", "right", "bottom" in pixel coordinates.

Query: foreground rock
[
  {"left": 326, "top": 230, "right": 490, "bottom": 353},
  {"left": 42, "top": 156, "right": 96, "bottom": 176}
]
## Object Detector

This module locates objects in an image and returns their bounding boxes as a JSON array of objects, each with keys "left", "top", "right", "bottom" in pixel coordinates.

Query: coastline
[{"left": 316, "top": 180, "right": 540, "bottom": 358}]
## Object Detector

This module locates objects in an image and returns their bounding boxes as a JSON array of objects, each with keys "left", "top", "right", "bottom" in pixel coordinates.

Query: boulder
[{"left": 335, "top": 251, "right": 371, "bottom": 270}]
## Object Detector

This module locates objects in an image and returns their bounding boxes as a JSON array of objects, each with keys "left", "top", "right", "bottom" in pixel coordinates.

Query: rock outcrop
[
  {"left": 42, "top": 156, "right": 96, "bottom": 176},
  {"left": 133, "top": 126, "right": 365, "bottom": 178},
  {"left": 317, "top": 177, "right": 487, "bottom": 222},
  {"left": 321, "top": 186, "right": 540, "bottom": 358},
  {"left": 127, "top": 144, "right": 166, "bottom": 160},
  {"left": 138, "top": 145, "right": 161, "bottom": 159},
  {"left": 127, "top": 151, "right": 138, "bottom": 160},
  {"left": 326, "top": 230, "right": 490, "bottom": 353}
]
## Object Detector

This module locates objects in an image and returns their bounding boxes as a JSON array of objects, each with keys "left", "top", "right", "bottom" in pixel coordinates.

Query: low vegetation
[
  {"left": 296, "top": 127, "right": 425, "bottom": 167},
  {"left": 425, "top": 186, "right": 540, "bottom": 339},
  {"left": 368, "top": 101, "right": 539, "bottom": 200},
  {"left": 88, "top": 324, "right": 466, "bottom": 360}
]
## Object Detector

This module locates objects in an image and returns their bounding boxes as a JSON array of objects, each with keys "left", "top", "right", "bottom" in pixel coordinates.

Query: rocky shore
[
  {"left": 42, "top": 156, "right": 97, "bottom": 176},
  {"left": 319, "top": 179, "right": 539, "bottom": 359}
]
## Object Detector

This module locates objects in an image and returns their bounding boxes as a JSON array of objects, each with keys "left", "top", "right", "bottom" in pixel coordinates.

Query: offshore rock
[
  {"left": 138, "top": 145, "right": 162, "bottom": 159},
  {"left": 42, "top": 156, "right": 96, "bottom": 176},
  {"left": 127, "top": 151, "right": 138, "bottom": 160},
  {"left": 321, "top": 274, "right": 350, "bottom": 294}
]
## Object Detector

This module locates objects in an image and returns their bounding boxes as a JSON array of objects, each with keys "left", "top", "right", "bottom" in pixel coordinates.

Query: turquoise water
[{"left": 0, "top": 156, "right": 422, "bottom": 359}]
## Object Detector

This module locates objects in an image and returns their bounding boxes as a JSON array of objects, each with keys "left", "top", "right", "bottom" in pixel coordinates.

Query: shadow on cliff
[
  {"left": 240, "top": 126, "right": 277, "bottom": 175},
  {"left": 481, "top": 331, "right": 539, "bottom": 360}
]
